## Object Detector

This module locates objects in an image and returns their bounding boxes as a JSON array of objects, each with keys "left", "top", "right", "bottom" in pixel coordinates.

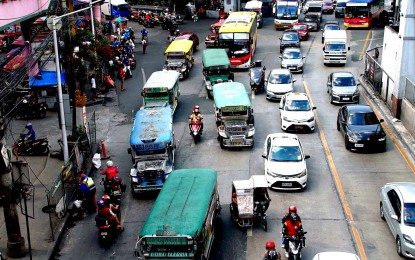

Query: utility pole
[{"left": 0, "top": 121, "right": 26, "bottom": 258}]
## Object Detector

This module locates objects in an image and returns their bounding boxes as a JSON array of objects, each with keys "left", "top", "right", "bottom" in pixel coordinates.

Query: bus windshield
[
  {"left": 346, "top": 7, "right": 370, "bottom": 18},
  {"left": 276, "top": 6, "right": 298, "bottom": 19}
]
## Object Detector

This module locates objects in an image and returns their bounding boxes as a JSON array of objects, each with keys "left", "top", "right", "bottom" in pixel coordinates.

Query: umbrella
[{"left": 112, "top": 17, "right": 128, "bottom": 23}]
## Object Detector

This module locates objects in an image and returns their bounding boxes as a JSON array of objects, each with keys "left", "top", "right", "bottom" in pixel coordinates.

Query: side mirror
[
  {"left": 312, "top": 106, "right": 317, "bottom": 110},
  {"left": 279, "top": 56, "right": 282, "bottom": 59},
  {"left": 302, "top": 56, "right": 306, "bottom": 59},
  {"left": 348, "top": 46, "right": 351, "bottom": 51},
  {"left": 279, "top": 37, "right": 282, "bottom": 40},
  {"left": 262, "top": 154, "right": 266, "bottom": 158},
  {"left": 391, "top": 214, "right": 399, "bottom": 221},
  {"left": 327, "top": 82, "right": 332, "bottom": 86},
  {"left": 293, "top": 79, "right": 297, "bottom": 82},
  {"left": 127, "top": 147, "right": 131, "bottom": 154},
  {"left": 380, "top": 119, "right": 385, "bottom": 123},
  {"left": 304, "top": 155, "right": 310, "bottom": 159},
  {"left": 141, "top": 91, "right": 144, "bottom": 96},
  {"left": 323, "top": 47, "right": 325, "bottom": 51}
]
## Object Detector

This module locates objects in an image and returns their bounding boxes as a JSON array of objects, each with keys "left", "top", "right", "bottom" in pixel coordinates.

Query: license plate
[
  {"left": 282, "top": 183, "right": 292, "bottom": 187},
  {"left": 355, "top": 144, "right": 364, "bottom": 147},
  {"left": 101, "top": 232, "right": 108, "bottom": 235},
  {"left": 289, "top": 67, "right": 296, "bottom": 70},
  {"left": 342, "top": 97, "right": 350, "bottom": 101},
  {"left": 232, "top": 141, "right": 241, "bottom": 145},
  {"left": 295, "top": 125, "right": 304, "bottom": 130}
]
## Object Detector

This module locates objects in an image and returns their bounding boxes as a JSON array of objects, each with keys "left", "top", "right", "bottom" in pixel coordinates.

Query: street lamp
[{"left": 48, "top": 0, "right": 103, "bottom": 162}]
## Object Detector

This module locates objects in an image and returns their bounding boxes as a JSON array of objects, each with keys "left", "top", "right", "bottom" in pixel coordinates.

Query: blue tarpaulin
[{"left": 29, "top": 70, "right": 66, "bottom": 87}]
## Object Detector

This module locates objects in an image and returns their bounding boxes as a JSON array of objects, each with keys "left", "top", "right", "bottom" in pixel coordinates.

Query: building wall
[
  {"left": 401, "top": 99, "right": 415, "bottom": 138},
  {"left": 0, "top": 0, "right": 52, "bottom": 29},
  {"left": 381, "top": 27, "right": 399, "bottom": 107}
]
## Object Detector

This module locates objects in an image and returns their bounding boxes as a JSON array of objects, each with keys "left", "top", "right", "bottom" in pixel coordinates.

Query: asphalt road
[{"left": 54, "top": 12, "right": 415, "bottom": 260}]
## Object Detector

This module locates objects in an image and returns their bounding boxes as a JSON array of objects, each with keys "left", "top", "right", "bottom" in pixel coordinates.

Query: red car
[
  {"left": 292, "top": 23, "right": 309, "bottom": 41},
  {"left": 175, "top": 32, "right": 199, "bottom": 52},
  {"left": 322, "top": 0, "right": 334, "bottom": 14},
  {"left": 205, "top": 19, "right": 225, "bottom": 47}
]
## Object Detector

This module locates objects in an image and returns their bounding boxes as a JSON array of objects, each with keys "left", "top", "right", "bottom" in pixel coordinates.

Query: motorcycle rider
[
  {"left": 141, "top": 26, "right": 148, "bottom": 41},
  {"left": 188, "top": 105, "right": 203, "bottom": 135},
  {"left": 281, "top": 205, "right": 302, "bottom": 224},
  {"left": 281, "top": 212, "right": 305, "bottom": 257},
  {"left": 263, "top": 241, "right": 281, "bottom": 260},
  {"left": 23, "top": 123, "right": 36, "bottom": 142},
  {"left": 100, "top": 160, "right": 120, "bottom": 194},
  {"left": 101, "top": 194, "right": 119, "bottom": 214},
  {"left": 97, "top": 199, "right": 124, "bottom": 231}
]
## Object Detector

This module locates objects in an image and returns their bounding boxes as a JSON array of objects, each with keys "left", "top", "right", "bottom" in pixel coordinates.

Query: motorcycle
[
  {"left": 189, "top": 118, "right": 202, "bottom": 143},
  {"left": 102, "top": 175, "right": 126, "bottom": 200},
  {"left": 284, "top": 232, "right": 307, "bottom": 260},
  {"left": 13, "top": 134, "right": 49, "bottom": 156},
  {"left": 95, "top": 214, "right": 118, "bottom": 247},
  {"left": 249, "top": 60, "right": 266, "bottom": 94},
  {"left": 14, "top": 96, "right": 47, "bottom": 119}
]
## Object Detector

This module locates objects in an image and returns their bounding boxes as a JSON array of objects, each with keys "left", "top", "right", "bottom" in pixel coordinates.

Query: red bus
[{"left": 344, "top": 0, "right": 384, "bottom": 28}]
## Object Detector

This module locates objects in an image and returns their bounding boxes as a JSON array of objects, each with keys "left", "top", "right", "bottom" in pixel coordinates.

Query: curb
[
  {"left": 47, "top": 208, "right": 72, "bottom": 260},
  {"left": 359, "top": 76, "right": 415, "bottom": 167}
]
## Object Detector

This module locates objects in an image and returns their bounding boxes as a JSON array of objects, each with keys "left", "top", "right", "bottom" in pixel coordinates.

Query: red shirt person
[{"left": 100, "top": 160, "right": 119, "bottom": 180}]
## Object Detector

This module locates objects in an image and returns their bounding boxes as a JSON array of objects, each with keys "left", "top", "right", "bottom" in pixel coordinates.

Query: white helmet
[{"left": 106, "top": 160, "right": 113, "bottom": 167}]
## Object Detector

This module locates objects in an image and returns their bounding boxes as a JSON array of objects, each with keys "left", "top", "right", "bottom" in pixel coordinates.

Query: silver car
[
  {"left": 327, "top": 72, "right": 360, "bottom": 104},
  {"left": 280, "top": 48, "right": 305, "bottom": 73},
  {"left": 380, "top": 182, "right": 415, "bottom": 259}
]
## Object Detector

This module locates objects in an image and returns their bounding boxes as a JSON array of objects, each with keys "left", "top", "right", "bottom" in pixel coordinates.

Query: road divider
[{"left": 303, "top": 80, "right": 367, "bottom": 260}]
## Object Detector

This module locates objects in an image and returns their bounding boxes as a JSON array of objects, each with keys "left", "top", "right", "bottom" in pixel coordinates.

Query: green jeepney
[
  {"left": 202, "top": 49, "right": 234, "bottom": 99},
  {"left": 141, "top": 70, "right": 181, "bottom": 114},
  {"left": 213, "top": 82, "right": 255, "bottom": 149}
]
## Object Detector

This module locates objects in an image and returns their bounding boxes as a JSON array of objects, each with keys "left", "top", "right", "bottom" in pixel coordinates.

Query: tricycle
[{"left": 230, "top": 175, "right": 270, "bottom": 231}]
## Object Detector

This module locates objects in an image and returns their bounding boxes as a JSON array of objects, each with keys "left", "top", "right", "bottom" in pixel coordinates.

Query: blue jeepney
[{"left": 128, "top": 106, "right": 175, "bottom": 195}]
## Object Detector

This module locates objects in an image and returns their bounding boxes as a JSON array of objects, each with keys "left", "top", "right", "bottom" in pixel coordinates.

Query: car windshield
[
  {"left": 337, "top": 2, "right": 346, "bottom": 7},
  {"left": 333, "top": 76, "right": 356, "bottom": 86},
  {"left": 269, "top": 73, "right": 291, "bottom": 84},
  {"left": 404, "top": 203, "right": 415, "bottom": 225},
  {"left": 349, "top": 112, "right": 379, "bottom": 125},
  {"left": 285, "top": 100, "right": 311, "bottom": 111},
  {"left": 283, "top": 51, "right": 301, "bottom": 59},
  {"left": 307, "top": 6, "right": 322, "bottom": 12},
  {"left": 325, "top": 24, "right": 339, "bottom": 30},
  {"left": 304, "top": 16, "right": 317, "bottom": 22},
  {"left": 282, "top": 33, "right": 298, "bottom": 41},
  {"left": 270, "top": 146, "right": 301, "bottom": 162},
  {"left": 324, "top": 2, "right": 332, "bottom": 6},
  {"left": 293, "top": 25, "right": 307, "bottom": 30}
]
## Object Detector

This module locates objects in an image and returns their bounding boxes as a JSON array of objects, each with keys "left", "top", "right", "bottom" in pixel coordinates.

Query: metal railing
[{"left": 405, "top": 77, "right": 415, "bottom": 107}]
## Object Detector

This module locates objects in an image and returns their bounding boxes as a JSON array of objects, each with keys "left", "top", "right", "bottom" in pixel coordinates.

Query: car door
[
  {"left": 386, "top": 189, "right": 401, "bottom": 236},
  {"left": 327, "top": 73, "right": 333, "bottom": 95},
  {"left": 337, "top": 107, "right": 348, "bottom": 134},
  {"left": 263, "top": 136, "right": 271, "bottom": 159}
]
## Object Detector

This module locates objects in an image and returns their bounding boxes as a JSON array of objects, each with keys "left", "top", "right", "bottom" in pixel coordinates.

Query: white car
[
  {"left": 265, "top": 69, "right": 295, "bottom": 101},
  {"left": 313, "top": 252, "right": 361, "bottom": 260},
  {"left": 262, "top": 133, "right": 310, "bottom": 190},
  {"left": 380, "top": 182, "right": 415, "bottom": 259},
  {"left": 279, "top": 92, "right": 316, "bottom": 132}
]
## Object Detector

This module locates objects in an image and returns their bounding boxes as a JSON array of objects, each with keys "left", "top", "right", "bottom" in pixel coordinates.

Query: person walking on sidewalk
[
  {"left": 79, "top": 174, "right": 97, "bottom": 213},
  {"left": 119, "top": 64, "right": 125, "bottom": 91},
  {"left": 90, "top": 76, "right": 97, "bottom": 101},
  {"left": 142, "top": 38, "right": 148, "bottom": 54}
]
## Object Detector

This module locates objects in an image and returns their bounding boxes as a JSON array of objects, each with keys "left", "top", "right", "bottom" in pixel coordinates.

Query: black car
[
  {"left": 304, "top": 14, "right": 320, "bottom": 31},
  {"left": 279, "top": 30, "right": 301, "bottom": 53},
  {"left": 337, "top": 105, "right": 386, "bottom": 152}
]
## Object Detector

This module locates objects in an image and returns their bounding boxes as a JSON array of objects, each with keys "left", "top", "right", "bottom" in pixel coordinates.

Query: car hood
[
  {"left": 282, "top": 58, "right": 302, "bottom": 66},
  {"left": 347, "top": 124, "right": 385, "bottom": 139},
  {"left": 282, "top": 110, "right": 314, "bottom": 121},
  {"left": 332, "top": 86, "right": 357, "bottom": 95},
  {"left": 281, "top": 40, "right": 298, "bottom": 45},
  {"left": 266, "top": 82, "right": 293, "bottom": 93},
  {"left": 265, "top": 160, "right": 306, "bottom": 176}
]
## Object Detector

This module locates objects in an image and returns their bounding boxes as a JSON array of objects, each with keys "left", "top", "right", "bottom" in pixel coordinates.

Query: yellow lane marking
[
  {"left": 303, "top": 80, "right": 367, "bottom": 260},
  {"left": 358, "top": 30, "right": 372, "bottom": 61},
  {"left": 361, "top": 94, "right": 415, "bottom": 174}
]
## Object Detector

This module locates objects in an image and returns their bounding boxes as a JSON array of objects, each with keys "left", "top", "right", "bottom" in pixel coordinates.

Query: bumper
[
  {"left": 281, "top": 119, "right": 315, "bottom": 132},
  {"left": 266, "top": 90, "right": 291, "bottom": 101},
  {"left": 348, "top": 139, "right": 386, "bottom": 151},
  {"left": 205, "top": 40, "right": 216, "bottom": 47},
  {"left": 221, "top": 136, "right": 254, "bottom": 147},
  {"left": 323, "top": 57, "right": 347, "bottom": 65},
  {"left": 230, "top": 61, "right": 251, "bottom": 69},
  {"left": 131, "top": 182, "right": 163, "bottom": 193},
  {"left": 331, "top": 94, "right": 359, "bottom": 104},
  {"left": 281, "top": 65, "right": 303, "bottom": 73},
  {"left": 265, "top": 172, "right": 307, "bottom": 190}
]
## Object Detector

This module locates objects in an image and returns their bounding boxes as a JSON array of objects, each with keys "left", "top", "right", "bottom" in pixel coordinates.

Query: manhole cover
[
  {"left": 42, "top": 205, "right": 56, "bottom": 213},
  {"left": 351, "top": 54, "right": 362, "bottom": 62}
]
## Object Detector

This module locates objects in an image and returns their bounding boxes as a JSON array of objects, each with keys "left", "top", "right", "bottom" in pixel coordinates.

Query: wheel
[
  {"left": 262, "top": 217, "right": 267, "bottom": 232},
  {"left": 396, "top": 236, "right": 403, "bottom": 256},
  {"left": 329, "top": 94, "right": 334, "bottom": 104},
  {"left": 337, "top": 120, "right": 340, "bottom": 131},
  {"left": 345, "top": 136, "right": 351, "bottom": 150},
  {"left": 380, "top": 203, "right": 386, "bottom": 220},
  {"left": 219, "top": 137, "right": 225, "bottom": 149},
  {"left": 207, "top": 90, "right": 213, "bottom": 99},
  {"left": 43, "top": 146, "right": 50, "bottom": 155}
]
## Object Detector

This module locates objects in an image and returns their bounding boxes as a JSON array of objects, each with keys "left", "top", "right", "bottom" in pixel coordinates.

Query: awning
[{"left": 30, "top": 70, "right": 66, "bottom": 87}]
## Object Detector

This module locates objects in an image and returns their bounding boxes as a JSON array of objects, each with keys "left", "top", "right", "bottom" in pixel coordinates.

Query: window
[{"left": 387, "top": 190, "right": 402, "bottom": 221}]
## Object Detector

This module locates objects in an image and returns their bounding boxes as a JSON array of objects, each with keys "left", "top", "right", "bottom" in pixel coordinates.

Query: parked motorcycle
[
  {"left": 13, "top": 134, "right": 49, "bottom": 156},
  {"left": 249, "top": 60, "right": 266, "bottom": 94},
  {"left": 14, "top": 96, "right": 47, "bottom": 119},
  {"left": 189, "top": 119, "right": 202, "bottom": 143},
  {"left": 284, "top": 232, "right": 307, "bottom": 260}
]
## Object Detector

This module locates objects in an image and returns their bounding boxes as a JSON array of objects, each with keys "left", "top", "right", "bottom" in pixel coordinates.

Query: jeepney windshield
[
  {"left": 135, "top": 147, "right": 167, "bottom": 156},
  {"left": 220, "top": 108, "right": 248, "bottom": 117},
  {"left": 144, "top": 91, "right": 169, "bottom": 98},
  {"left": 166, "top": 55, "right": 185, "bottom": 61},
  {"left": 205, "top": 66, "right": 230, "bottom": 75}
]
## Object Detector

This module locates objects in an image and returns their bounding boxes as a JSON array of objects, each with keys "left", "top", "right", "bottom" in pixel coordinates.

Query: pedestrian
[
  {"left": 79, "top": 173, "right": 97, "bottom": 213},
  {"left": 142, "top": 38, "right": 148, "bottom": 54},
  {"left": 90, "top": 76, "right": 97, "bottom": 101},
  {"left": 119, "top": 64, "right": 125, "bottom": 91},
  {"left": 116, "top": 24, "right": 122, "bottom": 41}
]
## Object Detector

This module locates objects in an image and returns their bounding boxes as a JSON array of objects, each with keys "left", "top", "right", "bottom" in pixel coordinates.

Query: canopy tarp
[{"left": 29, "top": 70, "right": 66, "bottom": 87}]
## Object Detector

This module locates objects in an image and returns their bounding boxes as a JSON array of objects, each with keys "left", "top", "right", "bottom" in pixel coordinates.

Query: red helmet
[
  {"left": 102, "top": 194, "right": 110, "bottom": 204},
  {"left": 193, "top": 105, "right": 200, "bottom": 113},
  {"left": 289, "top": 205, "right": 297, "bottom": 213},
  {"left": 265, "top": 241, "right": 275, "bottom": 250}
]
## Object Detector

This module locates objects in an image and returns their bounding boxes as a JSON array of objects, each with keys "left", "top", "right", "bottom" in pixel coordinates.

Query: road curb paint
[
  {"left": 303, "top": 80, "right": 367, "bottom": 260},
  {"left": 358, "top": 30, "right": 372, "bottom": 61}
]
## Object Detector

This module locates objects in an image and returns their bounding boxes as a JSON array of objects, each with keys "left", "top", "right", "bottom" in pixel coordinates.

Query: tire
[
  {"left": 396, "top": 237, "right": 403, "bottom": 256},
  {"left": 345, "top": 136, "right": 351, "bottom": 150},
  {"left": 207, "top": 90, "right": 213, "bottom": 99},
  {"left": 43, "top": 146, "right": 50, "bottom": 155},
  {"left": 337, "top": 120, "right": 340, "bottom": 131},
  {"left": 219, "top": 137, "right": 225, "bottom": 149},
  {"left": 380, "top": 203, "right": 386, "bottom": 220},
  {"left": 329, "top": 94, "right": 334, "bottom": 104},
  {"left": 262, "top": 217, "right": 267, "bottom": 232}
]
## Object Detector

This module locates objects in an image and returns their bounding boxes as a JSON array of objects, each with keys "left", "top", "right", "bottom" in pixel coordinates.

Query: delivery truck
[{"left": 323, "top": 30, "right": 349, "bottom": 65}]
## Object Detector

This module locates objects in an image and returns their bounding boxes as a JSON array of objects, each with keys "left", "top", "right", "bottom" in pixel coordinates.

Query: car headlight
[
  {"left": 378, "top": 136, "right": 386, "bottom": 141},
  {"left": 266, "top": 169, "right": 278, "bottom": 177},
  {"left": 267, "top": 90, "right": 274, "bottom": 95},
  {"left": 307, "top": 116, "right": 314, "bottom": 122},
  {"left": 297, "top": 169, "right": 307, "bottom": 178},
  {"left": 298, "top": 61, "right": 304, "bottom": 67},
  {"left": 347, "top": 133, "right": 358, "bottom": 143},
  {"left": 283, "top": 116, "right": 293, "bottom": 122},
  {"left": 247, "top": 126, "right": 255, "bottom": 137},
  {"left": 131, "top": 177, "right": 138, "bottom": 183},
  {"left": 403, "top": 234, "right": 415, "bottom": 245},
  {"left": 353, "top": 89, "right": 360, "bottom": 95},
  {"left": 332, "top": 91, "right": 339, "bottom": 96},
  {"left": 281, "top": 63, "right": 287, "bottom": 68}
]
